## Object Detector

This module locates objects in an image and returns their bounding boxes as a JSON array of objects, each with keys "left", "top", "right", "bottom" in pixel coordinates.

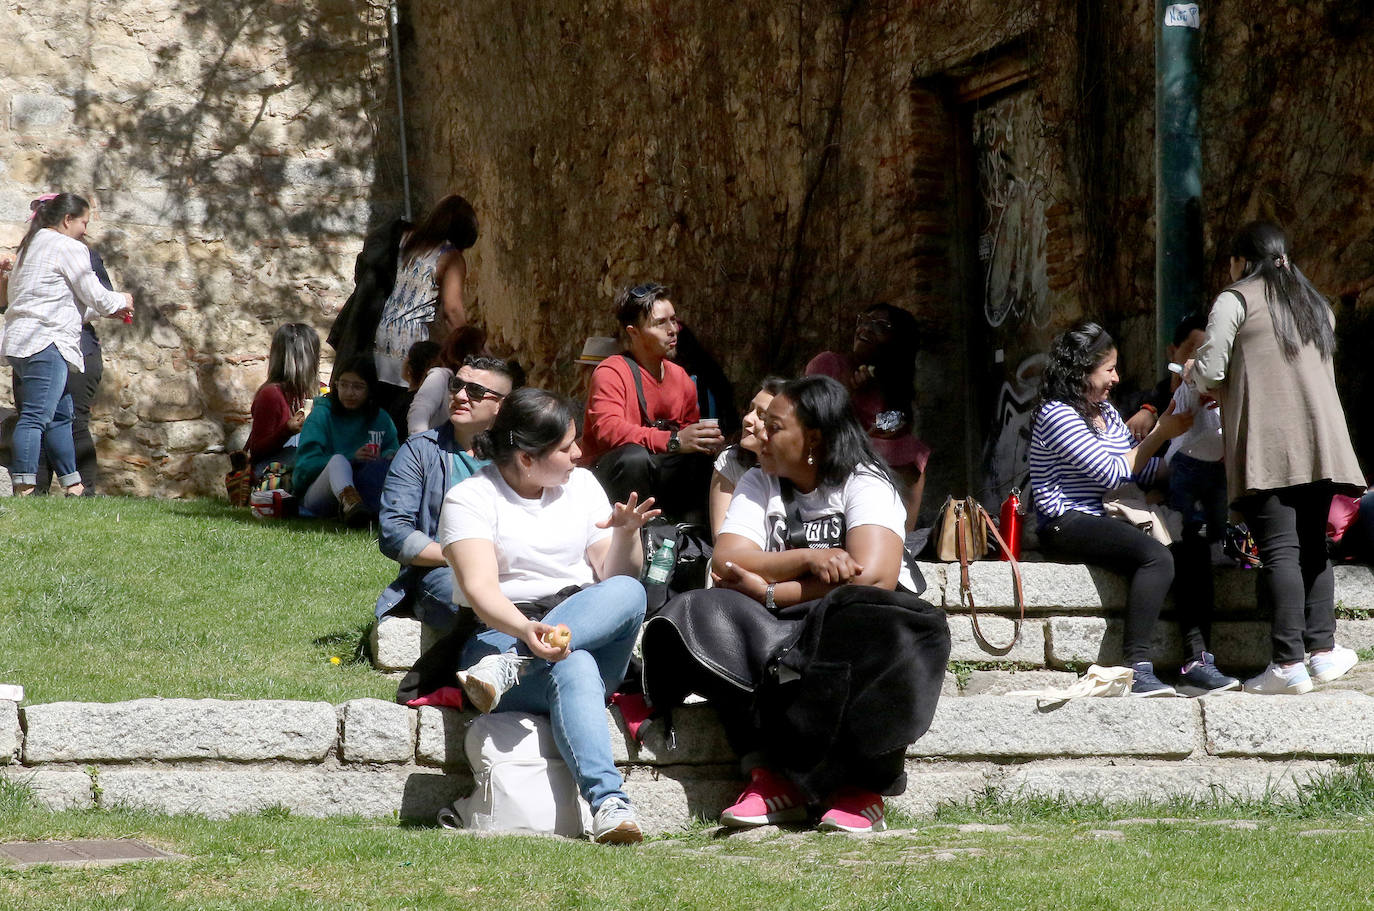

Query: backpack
[
  {"left": 641, "top": 520, "right": 713, "bottom": 615},
  {"left": 443, "top": 712, "right": 592, "bottom": 837}
]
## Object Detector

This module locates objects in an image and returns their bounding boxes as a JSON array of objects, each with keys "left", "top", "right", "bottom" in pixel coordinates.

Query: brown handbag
[{"left": 937, "top": 497, "right": 1025, "bottom": 655}]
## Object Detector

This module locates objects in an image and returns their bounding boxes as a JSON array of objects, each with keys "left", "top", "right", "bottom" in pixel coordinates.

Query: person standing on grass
[
  {"left": 3, "top": 193, "right": 133, "bottom": 497},
  {"left": 439, "top": 388, "right": 657, "bottom": 844},
  {"left": 376, "top": 354, "right": 523, "bottom": 632},
  {"left": 1190, "top": 221, "right": 1365, "bottom": 694}
]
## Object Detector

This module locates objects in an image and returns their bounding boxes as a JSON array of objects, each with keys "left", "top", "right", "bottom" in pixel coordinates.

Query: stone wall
[
  {"left": 4, "top": 692, "right": 1372, "bottom": 831},
  {"left": 401, "top": 0, "right": 1374, "bottom": 508},
  {"left": 2, "top": 0, "right": 402, "bottom": 496}
]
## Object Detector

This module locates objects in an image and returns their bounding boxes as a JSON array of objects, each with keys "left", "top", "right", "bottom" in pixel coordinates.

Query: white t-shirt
[
  {"left": 1168, "top": 381, "right": 1224, "bottom": 463},
  {"left": 712, "top": 446, "right": 753, "bottom": 487},
  {"left": 718, "top": 466, "right": 917, "bottom": 592},
  {"left": 438, "top": 465, "right": 613, "bottom": 605}
]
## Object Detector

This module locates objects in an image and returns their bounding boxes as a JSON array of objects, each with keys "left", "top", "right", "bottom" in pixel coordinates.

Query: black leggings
[
  {"left": 1236, "top": 483, "right": 1337, "bottom": 664},
  {"left": 1040, "top": 509, "right": 1215, "bottom": 664}
]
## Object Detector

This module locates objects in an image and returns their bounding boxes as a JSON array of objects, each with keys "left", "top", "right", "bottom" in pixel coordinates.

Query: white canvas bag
[{"left": 447, "top": 711, "right": 592, "bottom": 837}]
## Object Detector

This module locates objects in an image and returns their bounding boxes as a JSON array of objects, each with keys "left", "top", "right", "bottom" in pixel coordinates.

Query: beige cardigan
[{"left": 1194, "top": 275, "right": 1364, "bottom": 503}]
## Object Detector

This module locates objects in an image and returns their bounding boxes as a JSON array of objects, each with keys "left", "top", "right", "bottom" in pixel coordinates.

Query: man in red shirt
[{"left": 581, "top": 283, "right": 724, "bottom": 523}]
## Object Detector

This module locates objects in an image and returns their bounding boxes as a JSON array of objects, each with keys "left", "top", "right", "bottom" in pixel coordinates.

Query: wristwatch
[
  {"left": 765, "top": 583, "right": 777, "bottom": 613},
  {"left": 667, "top": 431, "right": 681, "bottom": 453}
]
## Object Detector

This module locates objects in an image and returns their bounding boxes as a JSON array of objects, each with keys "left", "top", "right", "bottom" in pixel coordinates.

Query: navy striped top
[{"left": 1028, "top": 400, "right": 1159, "bottom": 525}]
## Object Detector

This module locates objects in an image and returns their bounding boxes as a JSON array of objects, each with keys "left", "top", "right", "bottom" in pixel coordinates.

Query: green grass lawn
[
  {"left": 2, "top": 778, "right": 1373, "bottom": 911},
  {"left": 0, "top": 497, "right": 395, "bottom": 704}
]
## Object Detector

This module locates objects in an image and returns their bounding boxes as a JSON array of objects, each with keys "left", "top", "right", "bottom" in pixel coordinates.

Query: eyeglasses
[
  {"left": 336, "top": 380, "right": 369, "bottom": 394},
  {"left": 448, "top": 377, "right": 506, "bottom": 401}
]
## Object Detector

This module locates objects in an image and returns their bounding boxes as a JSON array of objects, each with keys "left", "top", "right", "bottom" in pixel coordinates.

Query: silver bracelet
[{"left": 764, "top": 582, "right": 776, "bottom": 612}]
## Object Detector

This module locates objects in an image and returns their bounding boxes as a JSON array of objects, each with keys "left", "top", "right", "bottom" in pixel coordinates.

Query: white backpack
[{"left": 444, "top": 712, "right": 592, "bottom": 837}]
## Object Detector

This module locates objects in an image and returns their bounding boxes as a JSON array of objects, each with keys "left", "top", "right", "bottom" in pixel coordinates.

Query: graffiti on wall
[
  {"left": 978, "top": 352, "right": 1047, "bottom": 503},
  {"left": 973, "top": 94, "right": 1051, "bottom": 331}
]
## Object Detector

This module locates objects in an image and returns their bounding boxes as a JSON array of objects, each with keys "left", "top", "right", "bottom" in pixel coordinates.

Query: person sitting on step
[
  {"left": 439, "top": 387, "right": 659, "bottom": 844},
  {"left": 579, "top": 282, "right": 724, "bottom": 524},
  {"left": 376, "top": 353, "right": 523, "bottom": 632},
  {"left": 1028, "top": 321, "right": 1239, "bottom": 697}
]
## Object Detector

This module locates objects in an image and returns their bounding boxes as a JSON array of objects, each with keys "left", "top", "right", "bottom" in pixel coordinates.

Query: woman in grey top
[{"left": 1191, "top": 221, "right": 1364, "bottom": 694}]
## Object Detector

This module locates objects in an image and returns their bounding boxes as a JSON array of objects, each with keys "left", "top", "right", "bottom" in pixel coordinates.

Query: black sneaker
[
  {"left": 1130, "top": 661, "right": 1177, "bottom": 697},
  {"left": 1177, "top": 652, "right": 1240, "bottom": 696}
]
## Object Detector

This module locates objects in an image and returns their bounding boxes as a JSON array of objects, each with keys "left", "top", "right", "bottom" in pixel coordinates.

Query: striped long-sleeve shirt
[{"left": 1029, "top": 400, "right": 1159, "bottom": 525}]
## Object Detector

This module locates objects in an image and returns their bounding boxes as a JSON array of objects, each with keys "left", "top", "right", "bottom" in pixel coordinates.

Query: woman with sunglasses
[
  {"left": 291, "top": 356, "right": 399, "bottom": 524},
  {"left": 377, "top": 355, "right": 523, "bottom": 631},
  {"left": 806, "top": 304, "right": 931, "bottom": 529}
]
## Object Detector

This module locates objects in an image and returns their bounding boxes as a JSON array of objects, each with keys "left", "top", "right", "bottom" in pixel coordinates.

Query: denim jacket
[{"left": 375, "top": 423, "right": 486, "bottom": 619}]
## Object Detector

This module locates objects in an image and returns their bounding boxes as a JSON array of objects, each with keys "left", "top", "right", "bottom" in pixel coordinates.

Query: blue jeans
[
  {"left": 8, "top": 344, "right": 79, "bottom": 488},
  {"left": 459, "top": 575, "right": 646, "bottom": 811}
]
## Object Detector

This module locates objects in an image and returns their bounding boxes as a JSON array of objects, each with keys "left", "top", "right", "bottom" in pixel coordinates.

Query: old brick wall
[
  {"left": 2, "top": 0, "right": 402, "bottom": 496},
  {"left": 402, "top": 0, "right": 1374, "bottom": 507}
]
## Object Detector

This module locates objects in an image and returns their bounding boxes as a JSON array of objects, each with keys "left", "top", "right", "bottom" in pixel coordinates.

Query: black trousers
[
  {"left": 1040, "top": 509, "right": 1216, "bottom": 665},
  {"left": 1236, "top": 482, "right": 1338, "bottom": 664},
  {"left": 592, "top": 443, "right": 713, "bottom": 525}
]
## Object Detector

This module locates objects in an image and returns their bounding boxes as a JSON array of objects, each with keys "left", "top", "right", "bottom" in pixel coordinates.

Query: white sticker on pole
[{"left": 1164, "top": 4, "right": 1200, "bottom": 28}]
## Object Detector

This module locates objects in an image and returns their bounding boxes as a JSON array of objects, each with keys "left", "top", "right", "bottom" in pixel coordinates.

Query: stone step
[
  {"left": 4, "top": 686, "right": 1373, "bottom": 832},
  {"left": 374, "top": 611, "right": 1374, "bottom": 676}
]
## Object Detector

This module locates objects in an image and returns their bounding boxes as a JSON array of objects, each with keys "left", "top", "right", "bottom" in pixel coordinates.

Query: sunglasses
[{"left": 448, "top": 377, "right": 506, "bottom": 401}]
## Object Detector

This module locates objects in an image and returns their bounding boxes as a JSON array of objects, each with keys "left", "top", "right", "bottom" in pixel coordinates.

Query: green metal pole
[{"left": 1155, "top": 1, "right": 1203, "bottom": 371}]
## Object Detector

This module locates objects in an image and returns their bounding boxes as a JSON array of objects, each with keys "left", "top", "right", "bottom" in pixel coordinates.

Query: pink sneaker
[
  {"left": 817, "top": 787, "right": 886, "bottom": 833},
  {"left": 720, "top": 767, "right": 807, "bottom": 827}
]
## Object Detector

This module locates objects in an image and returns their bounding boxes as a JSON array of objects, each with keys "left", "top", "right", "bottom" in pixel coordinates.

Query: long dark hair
[
  {"left": 731, "top": 376, "right": 787, "bottom": 471},
  {"left": 401, "top": 194, "right": 478, "bottom": 263},
  {"left": 1229, "top": 221, "right": 1335, "bottom": 362},
  {"left": 858, "top": 303, "right": 920, "bottom": 416},
  {"left": 328, "top": 356, "right": 382, "bottom": 419},
  {"left": 782, "top": 375, "right": 895, "bottom": 490},
  {"left": 1034, "top": 321, "right": 1115, "bottom": 431},
  {"left": 16, "top": 193, "right": 89, "bottom": 265},
  {"left": 473, "top": 388, "right": 576, "bottom": 466}
]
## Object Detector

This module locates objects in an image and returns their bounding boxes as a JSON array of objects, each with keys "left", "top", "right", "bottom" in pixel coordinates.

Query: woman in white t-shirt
[
  {"left": 694, "top": 375, "right": 937, "bottom": 834},
  {"left": 437, "top": 387, "right": 659, "bottom": 845},
  {"left": 707, "top": 376, "right": 785, "bottom": 537}
]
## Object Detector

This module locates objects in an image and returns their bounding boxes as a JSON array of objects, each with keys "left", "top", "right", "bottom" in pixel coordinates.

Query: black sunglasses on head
[{"left": 448, "top": 377, "right": 506, "bottom": 401}]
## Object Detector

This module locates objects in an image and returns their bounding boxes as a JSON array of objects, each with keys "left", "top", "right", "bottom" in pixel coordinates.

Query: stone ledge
[
  {"left": 910, "top": 696, "right": 1201, "bottom": 759},
  {"left": 98, "top": 767, "right": 470, "bottom": 821},
  {"left": 339, "top": 699, "right": 416, "bottom": 764},
  {"left": 23, "top": 699, "right": 338, "bottom": 763},
  {"left": 994, "top": 759, "right": 1336, "bottom": 804},
  {"left": 1046, "top": 617, "right": 1271, "bottom": 670},
  {"left": 947, "top": 616, "right": 1046, "bottom": 663},
  {"left": 0, "top": 700, "right": 17, "bottom": 765},
  {"left": 0, "top": 769, "right": 93, "bottom": 811},
  {"left": 1202, "top": 693, "right": 1374, "bottom": 758}
]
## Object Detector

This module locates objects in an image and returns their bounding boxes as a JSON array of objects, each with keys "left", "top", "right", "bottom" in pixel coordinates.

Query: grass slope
[{"left": 0, "top": 498, "right": 395, "bottom": 704}]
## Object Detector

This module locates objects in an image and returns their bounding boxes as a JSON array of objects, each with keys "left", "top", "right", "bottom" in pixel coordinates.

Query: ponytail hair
[
  {"left": 16, "top": 193, "right": 89, "bottom": 265},
  {"left": 1229, "top": 220, "right": 1335, "bottom": 362},
  {"left": 472, "top": 387, "right": 576, "bottom": 466}
]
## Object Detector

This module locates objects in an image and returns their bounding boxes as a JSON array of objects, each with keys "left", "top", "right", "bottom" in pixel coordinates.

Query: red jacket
[{"left": 579, "top": 354, "right": 700, "bottom": 466}]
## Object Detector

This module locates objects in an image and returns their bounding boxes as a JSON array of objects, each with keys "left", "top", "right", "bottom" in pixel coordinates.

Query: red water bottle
[{"left": 998, "top": 487, "right": 1022, "bottom": 561}]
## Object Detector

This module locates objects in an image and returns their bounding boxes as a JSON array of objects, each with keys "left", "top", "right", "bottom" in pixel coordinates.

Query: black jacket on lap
[{"left": 642, "top": 584, "right": 951, "bottom": 800}]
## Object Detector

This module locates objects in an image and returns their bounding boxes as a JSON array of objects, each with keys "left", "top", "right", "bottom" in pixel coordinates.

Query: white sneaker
[
  {"left": 1308, "top": 645, "right": 1359, "bottom": 684},
  {"left": 591, "top": 795, "right": 643, "bottom": 844},
  {"left": 1242, "top": 662, "right": 1313, "bottom": 695},
  {"left": 455, "top": 652, "right": 530, "bottom": 713}
]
